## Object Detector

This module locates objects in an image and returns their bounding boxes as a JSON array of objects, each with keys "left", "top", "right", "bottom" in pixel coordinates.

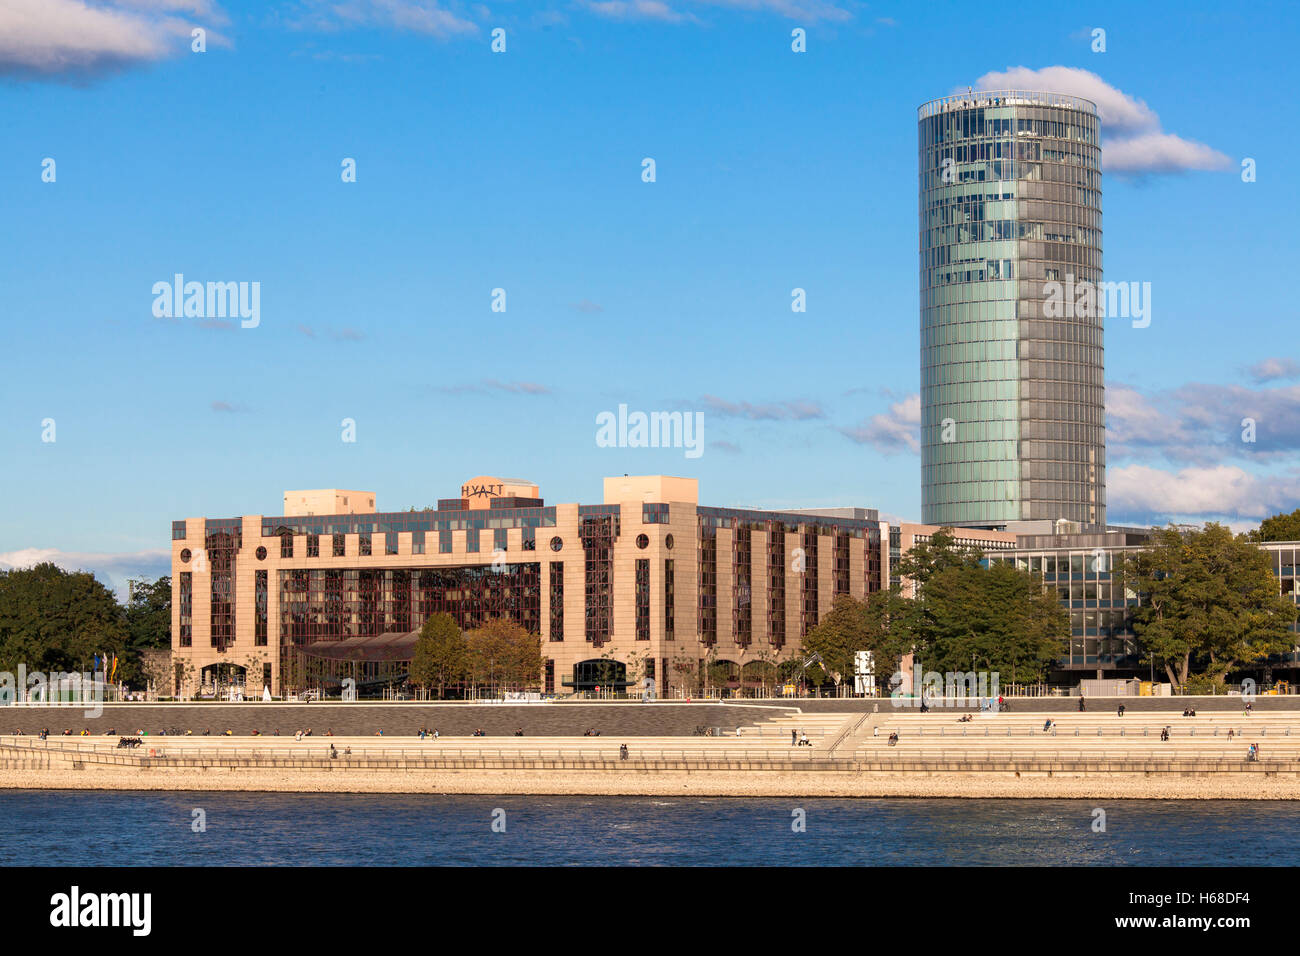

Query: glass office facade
[{"left": 919, "top": 91, "right": 1105, "bottom": 527}]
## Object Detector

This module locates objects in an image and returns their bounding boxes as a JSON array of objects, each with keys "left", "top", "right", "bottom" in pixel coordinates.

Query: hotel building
[{"left": 169, "top": 475, "right": 888, "bottom": 698}]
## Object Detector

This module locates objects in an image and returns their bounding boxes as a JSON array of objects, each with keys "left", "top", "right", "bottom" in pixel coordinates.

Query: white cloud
[
  {"left": 288, "top": 0, "right": 479, "bottom": 35},
  {"left": 841, "top": 393, "right": 920, "bottom": 454},
  {"left": 1107, "top": 379, "right": 1300, "bottom": 463},
  {"left": 1102, "top": 131, "right": 1233, "bottom": 175},
  {"left": 972, "top": 66, "right": 1230, "bottom": 175},
  {"left": 701, "top": 395, "right": 825, "bottom": 421},
  {"left": 1108, "top": 464, "right": 1300, "bottom": 523},
  {"left": 584, "top": 0, "right": 687, "bottom": 21},
  {"left": 583, "top": 0, "right": 851, "bottom": 22},
  {"left": 695, "top": 0, "right": 851, "bottom": 20},
  {"left": 0, "top": 0, "right": 228, "bottom": 80},
  {"left": 1248, "top": 357, "right": 1300, "bottom": 384}
]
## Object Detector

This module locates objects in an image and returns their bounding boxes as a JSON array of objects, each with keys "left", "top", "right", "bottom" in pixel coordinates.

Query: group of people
[
  {"left": 417, "top": 727, "right": 440, "bottom": 739},
  {"left": 1042, "top": 718, "right": 1058, "bottom": 733},
  {"left": 790, "top": 729, "right": 811, "bottom": 746},
  {"left": 1181, "top": 708, "right": 1199, "bottom": 717}
]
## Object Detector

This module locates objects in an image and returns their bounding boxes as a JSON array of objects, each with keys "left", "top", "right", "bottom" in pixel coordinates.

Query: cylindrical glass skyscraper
[{"left": 918, "top": 90, "right": 1104, "bottom": 528}]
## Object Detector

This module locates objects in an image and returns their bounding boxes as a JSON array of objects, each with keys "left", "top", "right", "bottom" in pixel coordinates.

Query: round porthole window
[
  {"left": 636, "top": 534, "right": 649, "bottom": 549},
  {"left": 255, "top": 546, "right": 268, "bottom": 560},
  {"left": 550, "top": 536, "right": 563, "bottom": 552},
  {"left": 665, "top": 534, "right": 674, "bottom": 550},
  {"left": 179, "top": 548, "right": 192, "bottom": 563}
]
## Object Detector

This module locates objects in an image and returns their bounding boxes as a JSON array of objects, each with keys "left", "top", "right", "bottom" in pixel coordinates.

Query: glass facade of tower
[{"left": 918, "top": 91, "right": 1105, "bottom": 527}]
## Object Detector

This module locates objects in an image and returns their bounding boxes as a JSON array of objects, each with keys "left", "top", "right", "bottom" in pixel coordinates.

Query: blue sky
[{"left": 2, "top": 0, "right": 1298, "bottom": 592}]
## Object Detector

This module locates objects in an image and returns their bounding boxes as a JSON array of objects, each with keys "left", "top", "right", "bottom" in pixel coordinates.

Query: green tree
[
  {"left": 1255, "top": 508, "right": 1300, "bottom": 543},
  {"left": 464, "top": 618, "right": 542, "bottom": 695},
  {"left": 0, "top": 563, "right": 128, "bottom": 677},
  {"left": 803, "top": 594, "right": 868, "bottom": 690},
  {"left": 921, "top": 562, "right": 1068, "bottom": 683},
  {"left": 892, "top": 528, "right": 985, "bottom": 591},
  {"left": 890, "top": 529, "right": 986, "bottom": 664},
  {"left": 409, "top": 613, "right": 467, "bottom": 699},
  {"left": 118, "top": 575, "right": 171, "bottom": 687},
  {"left": 861, "top": 588, "right": 916, "bottom": 692},
  {"left": 1125, "top": 523, "right": 1296, "bottom": 692}
]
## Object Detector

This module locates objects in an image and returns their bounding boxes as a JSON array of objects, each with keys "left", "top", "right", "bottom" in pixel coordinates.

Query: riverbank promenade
[{"left": 3, "top": 702, "right": 1299, "bottom": 798}]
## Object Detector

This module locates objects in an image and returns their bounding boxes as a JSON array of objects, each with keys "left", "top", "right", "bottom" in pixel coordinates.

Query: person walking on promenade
[
  {"left": 791, "top": 729, "right": 797, "bottom": 746},
  {"left": 619, "top": 743, "right": 629, "bottom": 761},
  {"left": 1078, "top": 696, "right": 1086, "bottom": 712}
]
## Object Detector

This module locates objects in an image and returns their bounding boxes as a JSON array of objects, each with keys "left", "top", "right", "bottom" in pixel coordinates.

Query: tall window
[
  {"left": 834, "top": 531, "right": 851, "bottom": 596},
  {"left": 333, "top": 533, "right": 346, "bottom": 557},
  {"left": 801, "top": 527, "right": 819, "bottom": 636},
  {"left": 581, "top": 515, "right": 615, "bottom": 645},
  {"left": 697, "top": 517, "right": 718, "bottom": 645},
  {"left": 664, "top": 559, "right": 675, "bottom": 640},
  {"left": 280, "top": 531, "right": 293, "bottom": 559},
  {"left": 768, "top": 522, "right": 786, "bottom": 648},
  {"left": 178, "top": 572, "right": 193, "bottom": 647},
  {"left": 307, "top": 534, "right": 320, "bottom": 558},
  {"left": 733, "top": 521, "right": 752, "bottom": 646},
  {"left": 635, "top": 558, "right": 650, "bottom": 641},
  {"left": 549, "top": 561, "right": 564, "bottom": 641},
  {"left": 254, "top": 570, "right": 268, "bottom": 646},
  {"left": 207, "top": 529, "right": 238, "bottom": 651}
]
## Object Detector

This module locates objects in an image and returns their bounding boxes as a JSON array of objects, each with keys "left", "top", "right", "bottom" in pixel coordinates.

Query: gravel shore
[{"left": 3, "top": 767, "right": 1298, "bottom": 799}]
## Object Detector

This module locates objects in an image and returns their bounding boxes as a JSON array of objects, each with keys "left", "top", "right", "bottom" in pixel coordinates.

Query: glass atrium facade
[{"left": 919, "top": 91, "right": 1105, "bottom": 527}]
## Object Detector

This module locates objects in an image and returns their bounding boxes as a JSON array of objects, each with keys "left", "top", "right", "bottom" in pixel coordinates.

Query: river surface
[{"left": 1, "top": 791, "right": 1289, "bottom": 865}]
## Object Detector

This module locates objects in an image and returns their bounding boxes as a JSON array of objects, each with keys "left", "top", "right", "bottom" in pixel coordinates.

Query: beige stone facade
[{"left": 170, "top": 476, "right": 890, "bottom": 698}]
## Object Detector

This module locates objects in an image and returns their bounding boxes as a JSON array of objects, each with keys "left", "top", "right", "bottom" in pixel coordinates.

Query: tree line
[
  {"left": 408, "top": 614, "right": 543, "bottom": 698},
  {"left": 0, "top": 563, "right": 170, "bottom": 689},
  {"left": 801, "top": 519, "right": 1298, "bottom": 696}
]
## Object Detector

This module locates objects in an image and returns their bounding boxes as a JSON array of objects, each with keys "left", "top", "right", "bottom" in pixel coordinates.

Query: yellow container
[{"left": 1139, "top": 681, "right": 1153, "bottom": 697}]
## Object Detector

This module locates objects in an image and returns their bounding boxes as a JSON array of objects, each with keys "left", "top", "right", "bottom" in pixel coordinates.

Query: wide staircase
[
  {"left": 0, "top": 716, "right": 858, "bottom": 769},
  {"left": 851, "top": 710, "right": 1300, "bottom": 766}
]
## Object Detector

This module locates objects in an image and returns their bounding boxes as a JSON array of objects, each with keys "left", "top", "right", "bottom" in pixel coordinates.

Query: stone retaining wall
[{"left": 0, "top": 702, "right": 794, "bottom": 737}]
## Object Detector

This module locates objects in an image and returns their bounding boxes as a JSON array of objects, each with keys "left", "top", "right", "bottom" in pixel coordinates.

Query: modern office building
[
  {"left": 919, "top": 90, "right": 1105, "bottom": 529},
  {"left": 170, "top": 475, "right": 888, "bottom": 698},
  {"left": 985, "top": 533, "right": 1300, "bottom": 680}
]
